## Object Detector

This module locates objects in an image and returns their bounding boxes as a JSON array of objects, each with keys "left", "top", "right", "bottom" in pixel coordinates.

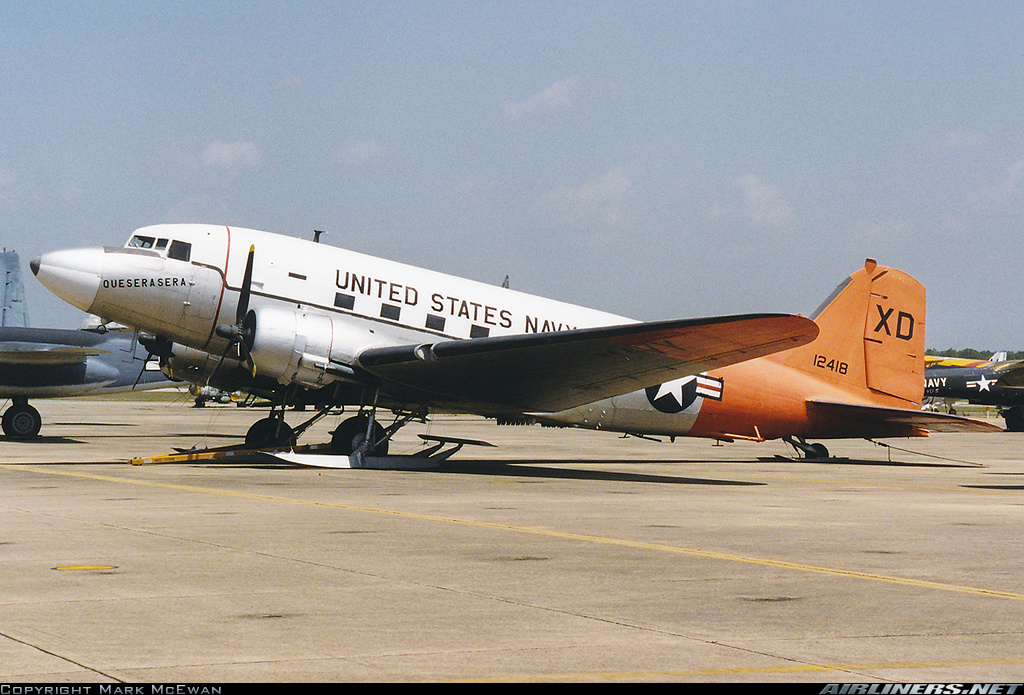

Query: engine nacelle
[
  {"left": 245, "top": 306, "right": 359, "bottom": 387},
  {"left": 163, "top": 343, "right": 231, "bottom": 383}
]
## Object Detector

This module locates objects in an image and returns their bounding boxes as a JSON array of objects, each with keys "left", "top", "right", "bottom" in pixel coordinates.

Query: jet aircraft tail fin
[{"left": 778, "top": 258, "right": 925, "bottom": 406}]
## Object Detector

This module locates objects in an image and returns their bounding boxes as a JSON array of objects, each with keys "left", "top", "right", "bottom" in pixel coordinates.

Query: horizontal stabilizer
[
  {"left": 357, "top": 313, "right": 818, "bottom": 412},
  {"left": 808, "top": 399, "right": 1004, "bottom": 433}
]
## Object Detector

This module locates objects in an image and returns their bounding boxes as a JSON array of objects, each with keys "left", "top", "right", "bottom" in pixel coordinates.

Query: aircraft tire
[
  {"left": 330, "top": 417, "right": 389, "bottom": 456},
  {"left": 1003, "top": 407, "right": 1024, "bottom": 432},
  {"left": 244, "top": 417, "right": 296, "bottom": 449},
  {"left": 3, "top": 403, "right": 42, "bottom": 439},
  {"left": 807, "top": 443, "right": 829, "bottom": 459}
]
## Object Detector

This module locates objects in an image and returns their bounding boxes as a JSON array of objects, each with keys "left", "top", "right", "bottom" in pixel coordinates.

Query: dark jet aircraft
[
  {"left": 924, "top": 357, "right": 1024, "bottom": 431},
  {"left": 0, "top": 250, "right": 168, "bottom": 438}
]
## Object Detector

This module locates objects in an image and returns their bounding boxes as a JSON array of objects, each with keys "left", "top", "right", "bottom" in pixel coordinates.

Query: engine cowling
[
  {"left": 244, "top": 306, "right": 365, "bottom": 387},
  {"left": 162, "top": 343, "right": 227, "bottom": 383}
]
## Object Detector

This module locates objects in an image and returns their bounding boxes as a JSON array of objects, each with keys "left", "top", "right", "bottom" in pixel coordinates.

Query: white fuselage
[
  {"left": 40, "top": 224, "right": 630, "bottom": 357},
  {"left": 33, "top": 224, "right": 715, "bottom": 436}
]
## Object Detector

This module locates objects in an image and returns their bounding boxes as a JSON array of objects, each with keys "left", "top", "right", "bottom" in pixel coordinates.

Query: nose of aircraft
[{"left": 31, "top": 247, "right": 106, "bottom": 313}]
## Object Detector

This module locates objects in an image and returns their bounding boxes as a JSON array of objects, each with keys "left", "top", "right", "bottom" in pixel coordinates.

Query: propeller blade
[
  {"left": 206, "top": 339, "right": 238, "bottom": 387},
  {"left": 209, "top": 246, "right": 258, "bottom": 386},
  {"left": 236, "top": 245, "right": 255, "bottom": 325},
  {"left": 132, "top": 352, "right": 154, "bottom": 390},
  {"left": 237, "top": 336, "right": 257, "bottom": 378}
]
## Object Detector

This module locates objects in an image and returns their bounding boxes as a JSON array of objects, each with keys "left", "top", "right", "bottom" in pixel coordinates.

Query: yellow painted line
[
  {"left": 7, "top": 464, "right": 1024, "bottom": 601},
  {"left": 53, "top": 565, "right": 115, "bottom": 571}
]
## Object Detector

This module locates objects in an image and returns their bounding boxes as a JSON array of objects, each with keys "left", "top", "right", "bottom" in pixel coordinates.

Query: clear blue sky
[{"left": 2, "top": 2, "right": 1022, "bottom": 349}]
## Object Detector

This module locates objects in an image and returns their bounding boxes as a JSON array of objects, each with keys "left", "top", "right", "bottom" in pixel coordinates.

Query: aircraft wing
[
  {"left": 357, "top": 313, "right": 817, "bottom": 412},
  {"left": 0, "top": 343, "right": 106, "bottom": 365},
  {"left": 992, "top": 360, "right": 1024, "bottom": 388},
  {"left": 924, "top": 356, "right": 992, "bottom": 368},
  {"left": 808, "top": 400, "right": 1004, "bottom": 433}
]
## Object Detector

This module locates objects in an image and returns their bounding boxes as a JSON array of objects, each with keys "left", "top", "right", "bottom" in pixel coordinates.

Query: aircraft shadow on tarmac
[
  {"left": 797, "top": 457, "right": 984, "bottom": 469},
  {"left": 205, "top": 457, "right": 764, "bottom": 485},
  {"left": 437, "top": 457, "right": 986, "bottom": 480},
  {"left": 405, "top": 459, "right": 764, "bottom": 486},
  {"left": 1, "top": 435, "right": 85, "bottom": 444},
  {"left": 190, "top": 451, "right": 985, "bottom": 482}
]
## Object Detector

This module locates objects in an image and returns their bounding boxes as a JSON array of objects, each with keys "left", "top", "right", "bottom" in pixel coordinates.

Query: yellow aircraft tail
[{"left": 778, "top": 258, "right": 925, "bottom": 406}]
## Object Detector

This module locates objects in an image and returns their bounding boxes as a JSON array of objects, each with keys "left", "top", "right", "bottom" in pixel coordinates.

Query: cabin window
[
  {"left": 425, "top": 314, "right": 446, "bottom": 332},
  {"left": 167, "top": 240, "right": 192, "bottom": 262},
  {"left": 128, "top": 235, "right": 156, "bottom": 249}
]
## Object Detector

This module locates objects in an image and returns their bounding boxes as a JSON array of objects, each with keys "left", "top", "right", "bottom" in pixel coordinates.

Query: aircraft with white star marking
[
  {"left": 29, "top": 225, "right": 1000, "bottom": 462},
  {"left": 925, "top": 357, "right": 1024, "bottom": 431}
]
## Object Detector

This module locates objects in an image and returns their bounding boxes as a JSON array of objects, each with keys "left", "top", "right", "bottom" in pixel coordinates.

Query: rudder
[{"left": 780, "top": 258, "right": 925, "bottom": 406}]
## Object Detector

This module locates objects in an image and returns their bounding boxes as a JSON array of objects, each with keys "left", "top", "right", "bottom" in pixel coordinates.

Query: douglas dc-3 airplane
[
  {"left": 1, "top": 250, "right": 167, "bottom": 438},
  {"left": 30, "top": 224, "right": 999, "bottom": 459}
]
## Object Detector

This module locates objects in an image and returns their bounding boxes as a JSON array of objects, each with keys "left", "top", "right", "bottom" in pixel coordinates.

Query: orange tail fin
[{"left": 779, "top": 259, "right": 925, "bottom": 406}]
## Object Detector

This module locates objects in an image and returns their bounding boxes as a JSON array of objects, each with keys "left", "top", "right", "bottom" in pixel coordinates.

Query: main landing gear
[
  {"left": 240, "top": 385, "right": 425, "bottom": 457},
  {"left": 330, "top": 414, "right": 388, "bottom": 455},
  {"left": 243, "top": 386, "right": 301, "bottom": 448},
  {"left": 245, "top": 415, "right": 297, "bottom": 449},
  {"left": 783, "top": 436, "right": 830, "bottom": 460},
  {"left": 2, "top": 398, "right": 42, "bottom": 439},
  {"left": 329, "top": 405, "right": 429, "bottom": 456},
  {"left": 1002, "top": 406, "right": 1024, "bottom": 432}
]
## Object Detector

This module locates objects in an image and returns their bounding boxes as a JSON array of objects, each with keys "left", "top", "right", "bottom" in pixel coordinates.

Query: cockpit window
[
  {"left": 155, "top": 238, "right": 168, "bottom": 249},
  {"left": 167, "top": 240, "right": 192, "bottom": 262},
  {"left": 128, "top": 235, "right": 156, "bottom": 249}
]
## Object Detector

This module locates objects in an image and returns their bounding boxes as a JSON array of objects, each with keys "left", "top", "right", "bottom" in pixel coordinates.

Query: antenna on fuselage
[{"left": 313, "top": 230, "right": 326, "bottom": 243}]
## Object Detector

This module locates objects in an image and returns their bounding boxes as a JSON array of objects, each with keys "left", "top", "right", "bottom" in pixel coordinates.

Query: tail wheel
[
  {"left": 806, "top": 442, "right": 830, "bottom": 459},
  {"left": 331, "top": 416, "right": 389, "bottom": 455},
  {"left": 784, "top": 436, "right": 830, "bottom": 460},
  {"left": 2, "top": 403, "right": 42, "bottom": 439}
]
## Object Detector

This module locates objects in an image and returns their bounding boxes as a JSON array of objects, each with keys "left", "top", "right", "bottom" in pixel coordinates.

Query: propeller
[
  {"left": 209, "top": 245, "right": 257, "bottom": 384},
  {"left": 133, "top": 332, "right": 172, "bottom": 390}
]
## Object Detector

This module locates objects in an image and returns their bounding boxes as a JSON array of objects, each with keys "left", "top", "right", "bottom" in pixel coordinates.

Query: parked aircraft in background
[
  {"left": 31, "top": 225, "right": 998, "bottom": 458},
  {"left": 0, "top": 251, "right": 168, "bottom": 438},
  {"left": 925, "top": 352, "right": 1007, "bottom": 368},
  {"left": 925, "top": 357, "right": 1024, "bottom": 431}
]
